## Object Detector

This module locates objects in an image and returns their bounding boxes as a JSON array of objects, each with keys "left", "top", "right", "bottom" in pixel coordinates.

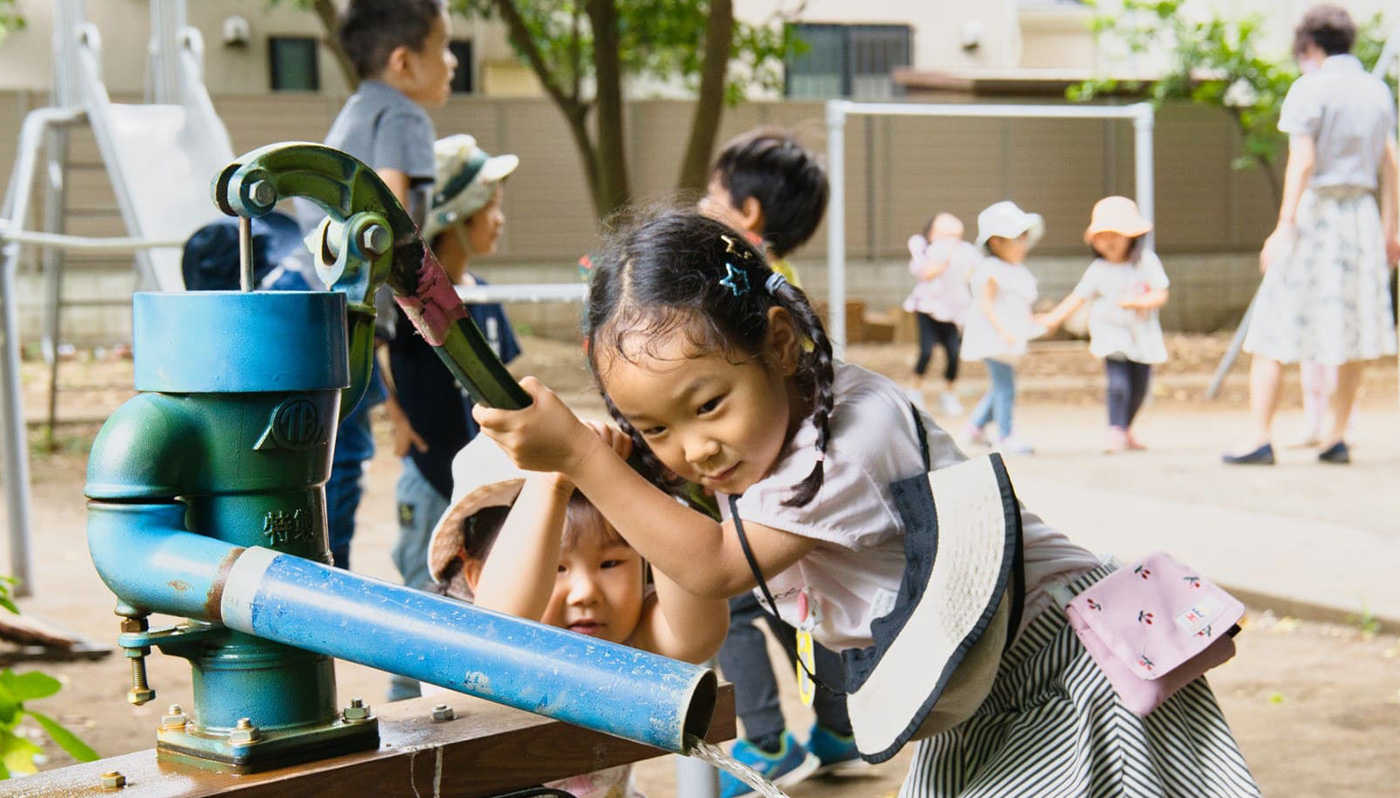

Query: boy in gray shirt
[{"left": 318, "top": 0, "right": 456, "bottom": 705}]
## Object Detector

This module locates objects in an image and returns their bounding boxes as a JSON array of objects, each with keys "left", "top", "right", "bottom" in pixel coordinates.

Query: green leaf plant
[{"left": 0, "top": 576, "right": 98, "bottom": 778}]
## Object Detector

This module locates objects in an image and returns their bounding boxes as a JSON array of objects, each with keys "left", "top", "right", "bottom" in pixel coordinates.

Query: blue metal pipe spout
[{"left": 220, "top": 548, "right": 716, "bottom": 753}]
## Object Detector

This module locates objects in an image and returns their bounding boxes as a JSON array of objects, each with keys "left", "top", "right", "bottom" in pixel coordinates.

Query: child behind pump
[
  {"left": 960, "top": 201, "right": 1046, "bottom": 455},
  {"left": 424, "top": 429, "right": 726, "bottom": 798},
  {"left": 473, "top": 207, "right": 1260, "bottom": 798},
  {"left": 316, "top": 0, "right": 458, "bottom": 575},
  {"left": 703, "top": 127, "right": 828, "bottom": 287},
  {"left": 703, "top": 129, "right": 863, "bottom": 796},
  {"left": 904, "top": 213, "right": 978, "bottom": 417},
  {"left": 1037, "top": 197, "right": 1169, "bottom": 453}
]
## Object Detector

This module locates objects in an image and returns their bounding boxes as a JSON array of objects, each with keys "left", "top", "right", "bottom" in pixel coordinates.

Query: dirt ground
[{"left": 3, "top": 334, "right": 1398, "bottom": 796}]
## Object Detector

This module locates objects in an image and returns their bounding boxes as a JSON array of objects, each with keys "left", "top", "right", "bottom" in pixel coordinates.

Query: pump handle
[{"left": 211, "top": 143, "right": 531, "bottom": 413}]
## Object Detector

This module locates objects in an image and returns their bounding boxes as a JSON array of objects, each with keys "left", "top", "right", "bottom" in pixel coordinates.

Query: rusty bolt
[
  {"left": 430, "top": 704, "right": 455, "bottom": 722},
  {"left": 118, "top": 617, "right": 147, "bottom": 634},
  {"left": 247, "top": 179, "right": 277, "bottom": 207},
  {"left": 127, "top": 658, "right": 155, "bottom": 706},
  {"left": 342, "top": 697, "right": 371, "bottom": 723},
  {"left": 229, "top": 717, "right": 261, "bottom": 744},
  {"left": 99, "top": 770, "right": 126, "bottom": 789},
  {"left": 360, "top": 225, "right": 391, "bottom": 257},
  {"left": 160, "top": 704, "right": 188, "bottom": 730}
]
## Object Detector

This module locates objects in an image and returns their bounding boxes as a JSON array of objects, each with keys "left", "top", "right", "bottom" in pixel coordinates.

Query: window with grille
[
  {"left": 269, "top": 37, "right": 320, "bottom": 92},
  {"left": 785, "top": 23, "right": 911, "bottom": 100}
]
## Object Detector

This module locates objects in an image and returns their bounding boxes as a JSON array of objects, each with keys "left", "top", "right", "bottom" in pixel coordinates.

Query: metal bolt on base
[
  {"left": 127, "top": 657, "right": 154, "bottom": 706},
  {"left": 160, "top": 704, "right": 187, "bottom": 731},
  {"left": 229, "top": 717, "right": 261, "bottom": 744},
  {"left": 342, "top": 697, "right": 372, "bottom": 723},
  {"left": 430, "top": 704, "right": 455, "bottom": 722},
  {"left": 99, "top": 770, "right": 126, "bottom": 790}
]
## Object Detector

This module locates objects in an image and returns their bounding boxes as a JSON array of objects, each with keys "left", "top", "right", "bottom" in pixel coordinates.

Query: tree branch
[
  {"left": 677, "top": 0, "right": 733, "bottom": 191},
  {"left": 491, "top": 0, "right": 579, "bottom": 113},
  {"left": 312, "top": 0, "right": 359, "bottom": 90}
]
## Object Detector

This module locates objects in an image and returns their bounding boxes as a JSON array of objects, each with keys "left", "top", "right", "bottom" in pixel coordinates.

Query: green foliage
[
  {"left": 453, "top": 0, "right": 798, "bottom": 106},
  {"left": 0, "top": 0, "right": 23, "bottom": 42},
  {"left": 1071, "top": 0, "right": 1392, "bottom": 186},
  {"left": 0, "top": 577, "right": 98, "bottom": 779}
]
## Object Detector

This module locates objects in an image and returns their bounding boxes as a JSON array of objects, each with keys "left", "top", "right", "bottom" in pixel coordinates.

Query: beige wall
[{"left": 0, "top": 0, "right": 514, "bottom": 97}]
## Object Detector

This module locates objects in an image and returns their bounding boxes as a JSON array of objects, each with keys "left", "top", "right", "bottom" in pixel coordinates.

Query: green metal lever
[{"left": 211, "top": 142, "right": 531, "bottom": 414}]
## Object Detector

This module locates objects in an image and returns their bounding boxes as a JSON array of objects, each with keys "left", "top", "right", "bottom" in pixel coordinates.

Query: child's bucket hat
[
  {"left": 180, "top": 210, "right": 304, "bottom": 290},
  {"left": 423, "top": 134, "right": 519, "bottom": 241},
  {"left": 426, "top": 434, "right": 530, "bottom": 598},
  {"left": 974, "top": 201, "right": 1044, "bottom": 251},
  {"left": 1084, "top": 195, "right": 1152, "bottom": 243}
]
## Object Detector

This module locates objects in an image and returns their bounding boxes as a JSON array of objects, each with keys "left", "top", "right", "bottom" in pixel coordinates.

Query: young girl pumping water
[
  {"left": 1038, "top": 196, "right": 1169, "bottom": 453},
  {"left": 475, "top": 208, "right": 1259, "bottom": 798}
]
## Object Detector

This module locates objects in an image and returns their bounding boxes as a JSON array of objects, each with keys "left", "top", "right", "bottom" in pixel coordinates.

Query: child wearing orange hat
[{"left": 1038, "top": 197, "right": 1170, "bottom": 453}]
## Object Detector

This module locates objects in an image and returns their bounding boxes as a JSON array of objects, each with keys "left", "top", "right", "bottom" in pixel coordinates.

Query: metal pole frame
[{"left": 825, "top": 100, "right": 1156, "bottom": 355}]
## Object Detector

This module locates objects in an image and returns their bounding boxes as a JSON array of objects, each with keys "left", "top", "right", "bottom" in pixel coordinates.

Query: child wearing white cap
[
  {"left": 1038, "top": 196, "right": 1169, "bottom": 453},
  {"left": 960, "top": 201, "right": 1046, "bottom": 455}
]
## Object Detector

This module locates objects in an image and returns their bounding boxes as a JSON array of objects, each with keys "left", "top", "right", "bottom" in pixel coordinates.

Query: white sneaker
[
  {"left": 939, "top": 392, "right": 964, "bottom": 417},
  {"left": 996, "top": 435, "right": 1035, "bottom": 455}
]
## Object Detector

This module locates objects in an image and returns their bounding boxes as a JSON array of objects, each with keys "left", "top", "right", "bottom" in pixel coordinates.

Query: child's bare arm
[
  {"left": 1037, "top": 293, "right": 1087, "bottom": 330},
  {"left": 978, "top": 278, "right": 1016, "bottom": 344},
  {"left": 376, "top": 168, "right": 412, "bottom": 209},
  {"left": 1120, "top": 288, "right": 1169, "bottom": 311},
  {"left": 629, "top": 569, "right": 730, "bottom": 664},
  {"left": 472, "top": 473, "right": 573, "bottom": 622}
]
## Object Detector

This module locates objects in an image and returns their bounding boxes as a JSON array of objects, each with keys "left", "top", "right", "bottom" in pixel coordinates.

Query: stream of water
[{"left": 685, "top": 735, "right": 792, "bottom": 798}]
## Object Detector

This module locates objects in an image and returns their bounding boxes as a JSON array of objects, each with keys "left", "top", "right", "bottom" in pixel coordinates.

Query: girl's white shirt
[
  {"left": 1072, "top": 252, "right": 1170, "bottom": 364},
  {"left": 718, "top": 363, "right": 1099, "bottom": 651},
  {"left": 959, "top": 256, "right": 1042, "bottom": 362},
  {"left": 903, "top": 235, "right": 977, "bottom": 325}
]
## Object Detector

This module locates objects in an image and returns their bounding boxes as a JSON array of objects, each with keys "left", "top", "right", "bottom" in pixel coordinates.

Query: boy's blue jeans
[{"left": 970, "top": 358, "right": 1016, "bottom": 438}]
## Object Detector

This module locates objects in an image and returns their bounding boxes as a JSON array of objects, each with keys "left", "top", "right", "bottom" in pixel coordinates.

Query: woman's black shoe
[
  {"left": 1222, "top": 443, "right": 1275, "bottom": 465},
  {"left": 1317, "top": 441, "right": 1350, "bottom": 464}
]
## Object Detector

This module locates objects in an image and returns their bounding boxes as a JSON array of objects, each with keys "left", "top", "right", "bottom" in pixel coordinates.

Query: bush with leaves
[
  {"left": 0, "top": 577, "right": 98, "bottom": 778},
  {"left": 1070, "top": 0, "right": 1394, "bottom": 202}
]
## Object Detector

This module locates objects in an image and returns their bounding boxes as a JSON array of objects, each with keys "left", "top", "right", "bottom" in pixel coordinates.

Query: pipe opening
[{"left": 682, "top": 669, "right": 719, "bottom": 747}]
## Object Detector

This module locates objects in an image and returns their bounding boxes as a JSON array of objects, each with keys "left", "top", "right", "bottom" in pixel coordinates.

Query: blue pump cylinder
[{"left": 221, "top": 548, "right": 716, "bottom": 753}]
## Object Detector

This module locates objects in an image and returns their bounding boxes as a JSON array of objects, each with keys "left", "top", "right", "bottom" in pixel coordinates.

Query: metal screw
[
  {"left": 99, "top": 770, "right": 126, "bottom": 789},
  {"left": 160, "top": 704, "right": 187, "bottom": 730},
  {"left": 430, "top": 704, "right": 455, "bottom": 722},
  {"left": 229, "top": 717, "right": 261, "bottom": 744},
  {"left": 342, "top": 697, "right": 371, "bottom": 723},
  {"left": 247, "top": 179, "right": 277, "bottom": 207},
  {"left": 360, "top": 225, "right": 391, "bottom": 257},
  {"left": 127, "top": 657, "right": 155, "bottom": 706}
]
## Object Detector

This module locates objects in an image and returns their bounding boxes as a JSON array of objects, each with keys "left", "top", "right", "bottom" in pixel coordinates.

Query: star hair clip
[{"left": 718, "top": 233, "right": 759, "bottom": 296}]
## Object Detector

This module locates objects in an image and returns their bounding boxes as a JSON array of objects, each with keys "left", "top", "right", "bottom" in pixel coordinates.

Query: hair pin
[
  {"left": 721, "top": 233, "right": 756, "bottom": 261},
  {"left": 719, "top": 262, "right": 750, "bottom": 296}
]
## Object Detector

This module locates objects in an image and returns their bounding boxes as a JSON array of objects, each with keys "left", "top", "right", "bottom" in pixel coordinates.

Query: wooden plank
[{"left": 7, "top": 684, "right": 734, "bottom": 798}]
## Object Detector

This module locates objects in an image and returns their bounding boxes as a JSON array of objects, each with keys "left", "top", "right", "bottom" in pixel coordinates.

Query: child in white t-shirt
[
  {"left": 904, "top": 213, "right": 978, "bottom": 417},
  {"left": 474, "top": 208, "right": 1259, "bottom": 798},
  {"left": 959, "top": 201, "right": 1047, "bottom": 455},
  {"left": 1038, "top": 197, "right": 1169, "bottom": 453}
]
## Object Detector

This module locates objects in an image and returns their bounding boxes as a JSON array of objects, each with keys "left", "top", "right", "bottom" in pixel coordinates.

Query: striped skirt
[{"left": 898, "top": 564, "right": 1260, "bottom": 797}]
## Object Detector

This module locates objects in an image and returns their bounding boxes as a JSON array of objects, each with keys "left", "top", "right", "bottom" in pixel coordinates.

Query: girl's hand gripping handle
[{"left": 473, "top": 378, "right": 600, "bottom": 476}]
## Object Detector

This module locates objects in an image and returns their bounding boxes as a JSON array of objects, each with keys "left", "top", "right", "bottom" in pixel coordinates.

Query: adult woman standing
[{"left": 1224, "top": 4, "right": 1399, "bottom": 466}]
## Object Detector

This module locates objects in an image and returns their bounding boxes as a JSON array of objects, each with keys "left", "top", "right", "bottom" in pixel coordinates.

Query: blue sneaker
[
  {"left": 719, "top": 731, "right": 820, "bottom": 798},
  {"left": 806, "top": 722, "right": 866, "bottom": 775}
]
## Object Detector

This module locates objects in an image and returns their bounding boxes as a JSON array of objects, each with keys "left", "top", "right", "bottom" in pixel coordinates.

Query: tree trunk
[
  {"left": 587, "top": 0, "right": 630, "bottom": 218},
  {"left": 677, "top": 0, "right": 734, "bottom": 192},
  {"left": 312, "top": 0, "right": 359, "bottom": 91}
]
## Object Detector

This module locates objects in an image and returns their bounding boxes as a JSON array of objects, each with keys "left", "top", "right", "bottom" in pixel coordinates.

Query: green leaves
[{"left": 26, "top": 711, "right": 99, "bottom": 763}]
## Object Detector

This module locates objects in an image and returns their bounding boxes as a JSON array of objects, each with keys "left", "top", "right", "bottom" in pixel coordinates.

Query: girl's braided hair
[{"left": 585, "top": 208, "right": 836, "bottom": 507}]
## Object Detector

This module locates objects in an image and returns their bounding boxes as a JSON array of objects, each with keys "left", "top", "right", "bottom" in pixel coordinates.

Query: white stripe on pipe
[{"left": 220, "top": 546, "right": 280, "bottom": 632}]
